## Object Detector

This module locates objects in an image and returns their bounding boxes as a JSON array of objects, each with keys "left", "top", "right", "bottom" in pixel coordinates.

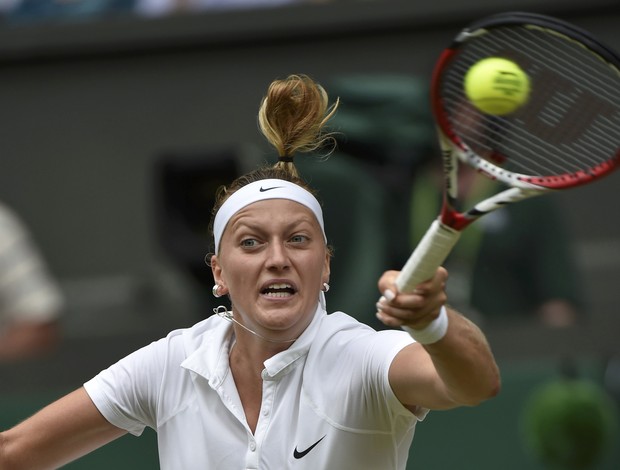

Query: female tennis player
[{"left": 0, "top": 74, "right": 499, "bottom": 470}]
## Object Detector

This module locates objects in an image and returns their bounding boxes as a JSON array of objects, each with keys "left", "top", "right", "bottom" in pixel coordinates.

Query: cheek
[
  {"left": 303, "top": 253, "right": 328, "bottom": 280},
  {"left": 220, "top": 256, "right": 259, "bottom": 289}
]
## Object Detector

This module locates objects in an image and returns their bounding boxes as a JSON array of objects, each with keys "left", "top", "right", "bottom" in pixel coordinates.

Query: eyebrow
[{"left": 228, "top": 214, "right": 318, "bottom": 236}]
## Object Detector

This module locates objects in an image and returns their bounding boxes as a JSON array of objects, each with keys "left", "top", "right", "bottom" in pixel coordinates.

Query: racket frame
[{"left": 394, "top": 11, "right": 620, "bottom": 294}]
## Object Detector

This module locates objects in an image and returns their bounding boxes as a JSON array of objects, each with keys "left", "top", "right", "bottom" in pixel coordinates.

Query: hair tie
[{"left": 278, "top": 156, "right": 295, "bottom": 163}]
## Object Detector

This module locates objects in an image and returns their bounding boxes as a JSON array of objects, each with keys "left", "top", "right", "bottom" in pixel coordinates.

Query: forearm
[
  {"left": 0, "top": 321, "right": 59, "bottom": 362},
  {"left": 0, "top": 388, "right": 126, "bottom": 470},
  {"left": 380, "top": 268, "right": 500, "bottom": 410},
  {"left": 422, "top": 307, "right": 500, "bottom": 406}
]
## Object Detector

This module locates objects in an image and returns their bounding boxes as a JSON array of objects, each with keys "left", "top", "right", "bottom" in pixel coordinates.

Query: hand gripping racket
[{"left": 396, "top": 11, "right": 620, "bottom": 293}]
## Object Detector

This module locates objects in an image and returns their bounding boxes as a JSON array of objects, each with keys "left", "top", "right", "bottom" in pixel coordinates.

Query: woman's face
[{"left": 211, "top": 199, "right": 330, "bottom": 342}]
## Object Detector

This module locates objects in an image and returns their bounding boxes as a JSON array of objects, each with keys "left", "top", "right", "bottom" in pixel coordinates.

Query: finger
[
  {"left": 377, "top": 292, "right": 423, "bottom": 312},
  {"left": 376, "top": 309, "right": 403, "bottom": 328},
  {"left": 377, "top": 289, "right": 446, "bottom": 323},
  {"left": 376, "top": 296, "right": 428, "bottom": 325},
  {"left": 377, "top": 270, "right": 400, "bottom": 296},
  {"left": 376, "top": 304, "right": 439, "bottom": 328},
  {"left": 379, "top": 267, "right": 448, "bottom": 299},
  {"left": 413, "top": 268, "right": 448, "bottom": 295}
]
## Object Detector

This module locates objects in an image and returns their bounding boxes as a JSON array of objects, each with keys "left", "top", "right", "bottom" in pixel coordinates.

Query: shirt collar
[
  {"left": 180, "top": 316, "right": 234, "bottom": 389},
  {"left": 181, "top": 304, "right": 327, "bottom": 386},
  {"left": 262, "top": 304, "right": 325, "bottom": 380}
]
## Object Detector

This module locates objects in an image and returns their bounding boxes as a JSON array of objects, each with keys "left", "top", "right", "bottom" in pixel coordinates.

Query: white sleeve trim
[{"left": 84, "top": 377, "right": 147, "bottom": 437}]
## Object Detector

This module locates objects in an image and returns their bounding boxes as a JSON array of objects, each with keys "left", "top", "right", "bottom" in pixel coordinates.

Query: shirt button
[
  {"left": 262, "top": 409, "right": 269, "bottom": 416},
  {"left": 249, "top": 441, "right": 257, "bottom": 452}
]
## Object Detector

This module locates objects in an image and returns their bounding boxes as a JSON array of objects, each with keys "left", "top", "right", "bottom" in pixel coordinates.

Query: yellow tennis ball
[{"left": 464, "top": 57, "right": 530, "bottom": 115}]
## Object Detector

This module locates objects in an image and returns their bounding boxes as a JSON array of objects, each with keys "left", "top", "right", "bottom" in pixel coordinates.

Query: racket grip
[{"left": 396, "top": 219, "right": 461, "bottom": 293}]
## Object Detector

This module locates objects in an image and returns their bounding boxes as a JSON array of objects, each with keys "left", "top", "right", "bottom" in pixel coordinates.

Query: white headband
[{"left": 213, "top": 179, "right": 326, "bottom": 254}]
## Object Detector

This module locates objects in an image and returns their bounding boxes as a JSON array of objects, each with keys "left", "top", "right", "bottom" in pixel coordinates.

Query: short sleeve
[
  {"left": 84, "top": 339, "right": 168, "bottom": 436},
  {"left": 306, "top": 315, "right": 420, "bottom": 432}
]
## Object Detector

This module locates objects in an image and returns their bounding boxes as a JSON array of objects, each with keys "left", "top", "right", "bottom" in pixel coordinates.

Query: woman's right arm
[{"left": 0, "top": 387, "right": 126, "bottom": 470}]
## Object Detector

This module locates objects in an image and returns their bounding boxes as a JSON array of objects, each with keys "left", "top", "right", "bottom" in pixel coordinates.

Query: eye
[
  {"left": 289, "top": 234, "right": 309, "bottom": 244},
  {"left": 241, "top": 238, "right": 259, "bottom": 248}
]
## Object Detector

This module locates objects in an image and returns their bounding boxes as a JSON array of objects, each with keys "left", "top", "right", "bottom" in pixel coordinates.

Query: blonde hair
[
  {"left": 258, "top": 74, "right": 339, "bottom": 177},
  {"left": 207, "top": 74, "right": 338, "bottom": 258}
]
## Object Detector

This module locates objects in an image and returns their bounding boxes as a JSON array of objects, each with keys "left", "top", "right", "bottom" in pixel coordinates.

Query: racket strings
[{"left": 439, "top": 24, "right": 620, "bottom": 181}]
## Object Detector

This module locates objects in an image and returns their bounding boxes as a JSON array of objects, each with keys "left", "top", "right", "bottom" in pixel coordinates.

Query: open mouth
[{"left": 261, "top": 283, "right": 296, "bottom": 298}]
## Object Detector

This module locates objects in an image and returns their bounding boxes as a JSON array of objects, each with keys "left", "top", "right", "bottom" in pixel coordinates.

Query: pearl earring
[
  {"left": 212, "top": 284, "right": 223, "bottom": 298},
  {"left": 322, "top": 282, "right": 330, "bottom": 292}
]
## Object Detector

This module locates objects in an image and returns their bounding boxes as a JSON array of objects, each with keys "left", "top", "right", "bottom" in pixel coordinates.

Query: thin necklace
[{"left": 213, "top": 306, "right": 299, "bottom": 344}]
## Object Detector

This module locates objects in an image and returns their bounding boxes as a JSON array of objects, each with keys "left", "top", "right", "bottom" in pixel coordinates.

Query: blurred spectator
[
  {"left": 3, "top": 0, "right": 134, "bottom": 24},
  {"left": 328, "top": 74, "right": 583, "bottom": 328},
  {"left": 0, "top": 201, "right": 64, "bottom": 361},
  {"left": 0, "top": 0, "right": 328, "bottom": 24},
  {"left": 134, "top": 0, "right": 328, "bottom": 18},
  {"left": 0, "top": 0, "right": 19, "bottom": 15}
]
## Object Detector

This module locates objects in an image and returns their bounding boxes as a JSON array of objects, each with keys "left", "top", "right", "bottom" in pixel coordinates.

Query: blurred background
[{"left": 0, "top": 0, "right": 619, "bottom": 468}]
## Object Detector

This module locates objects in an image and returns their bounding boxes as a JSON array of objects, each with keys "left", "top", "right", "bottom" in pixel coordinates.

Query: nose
[{"left": 266, "top": 240, "right": 290, "bottom": 270}]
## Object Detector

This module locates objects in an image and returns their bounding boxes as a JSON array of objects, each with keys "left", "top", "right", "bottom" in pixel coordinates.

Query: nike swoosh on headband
[{"left": 259, "top": 186, "right": 284, "bottom": 192}]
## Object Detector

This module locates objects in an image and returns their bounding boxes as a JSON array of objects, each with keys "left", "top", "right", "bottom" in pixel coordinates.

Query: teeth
[
  {"left": 263, "top": 283, "right": 294, "bottom": 297},
  {"left": 268, "top": 283, "right": 292, "bottom": 289},
  {"left": 265, "top": 291, "right": 292, "bottom": 298}
]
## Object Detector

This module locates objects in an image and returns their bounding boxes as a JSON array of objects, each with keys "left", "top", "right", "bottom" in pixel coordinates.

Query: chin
[{"left": 258, "top": 300, "right": 312, "bottom": 328}]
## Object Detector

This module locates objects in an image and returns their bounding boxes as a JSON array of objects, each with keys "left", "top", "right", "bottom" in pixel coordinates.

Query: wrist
[{"left": 402, "top": 305, "right": 449, "bottom": 344}]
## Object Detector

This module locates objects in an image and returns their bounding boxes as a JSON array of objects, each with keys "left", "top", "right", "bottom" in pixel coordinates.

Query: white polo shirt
[{"left": 84, "top": 306, "right": 426, "bottom": 469}]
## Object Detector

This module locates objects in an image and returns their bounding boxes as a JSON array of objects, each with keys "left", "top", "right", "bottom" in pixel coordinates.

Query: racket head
[{"left": 432, "top": 12, "right": 620, "bottom": 190}]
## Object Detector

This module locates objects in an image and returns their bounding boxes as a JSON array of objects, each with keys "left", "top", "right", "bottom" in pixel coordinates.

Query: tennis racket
[{"left": 396, "top": 11, "right": 620, "bottom": 293}]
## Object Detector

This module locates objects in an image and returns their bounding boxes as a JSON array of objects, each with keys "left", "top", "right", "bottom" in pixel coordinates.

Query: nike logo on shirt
[
  {"left": 259, "top": 186, "right": 284, "bottom": 192},
  {"left": 293, "top": 435, "right": 326, "bottom": 459}
]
